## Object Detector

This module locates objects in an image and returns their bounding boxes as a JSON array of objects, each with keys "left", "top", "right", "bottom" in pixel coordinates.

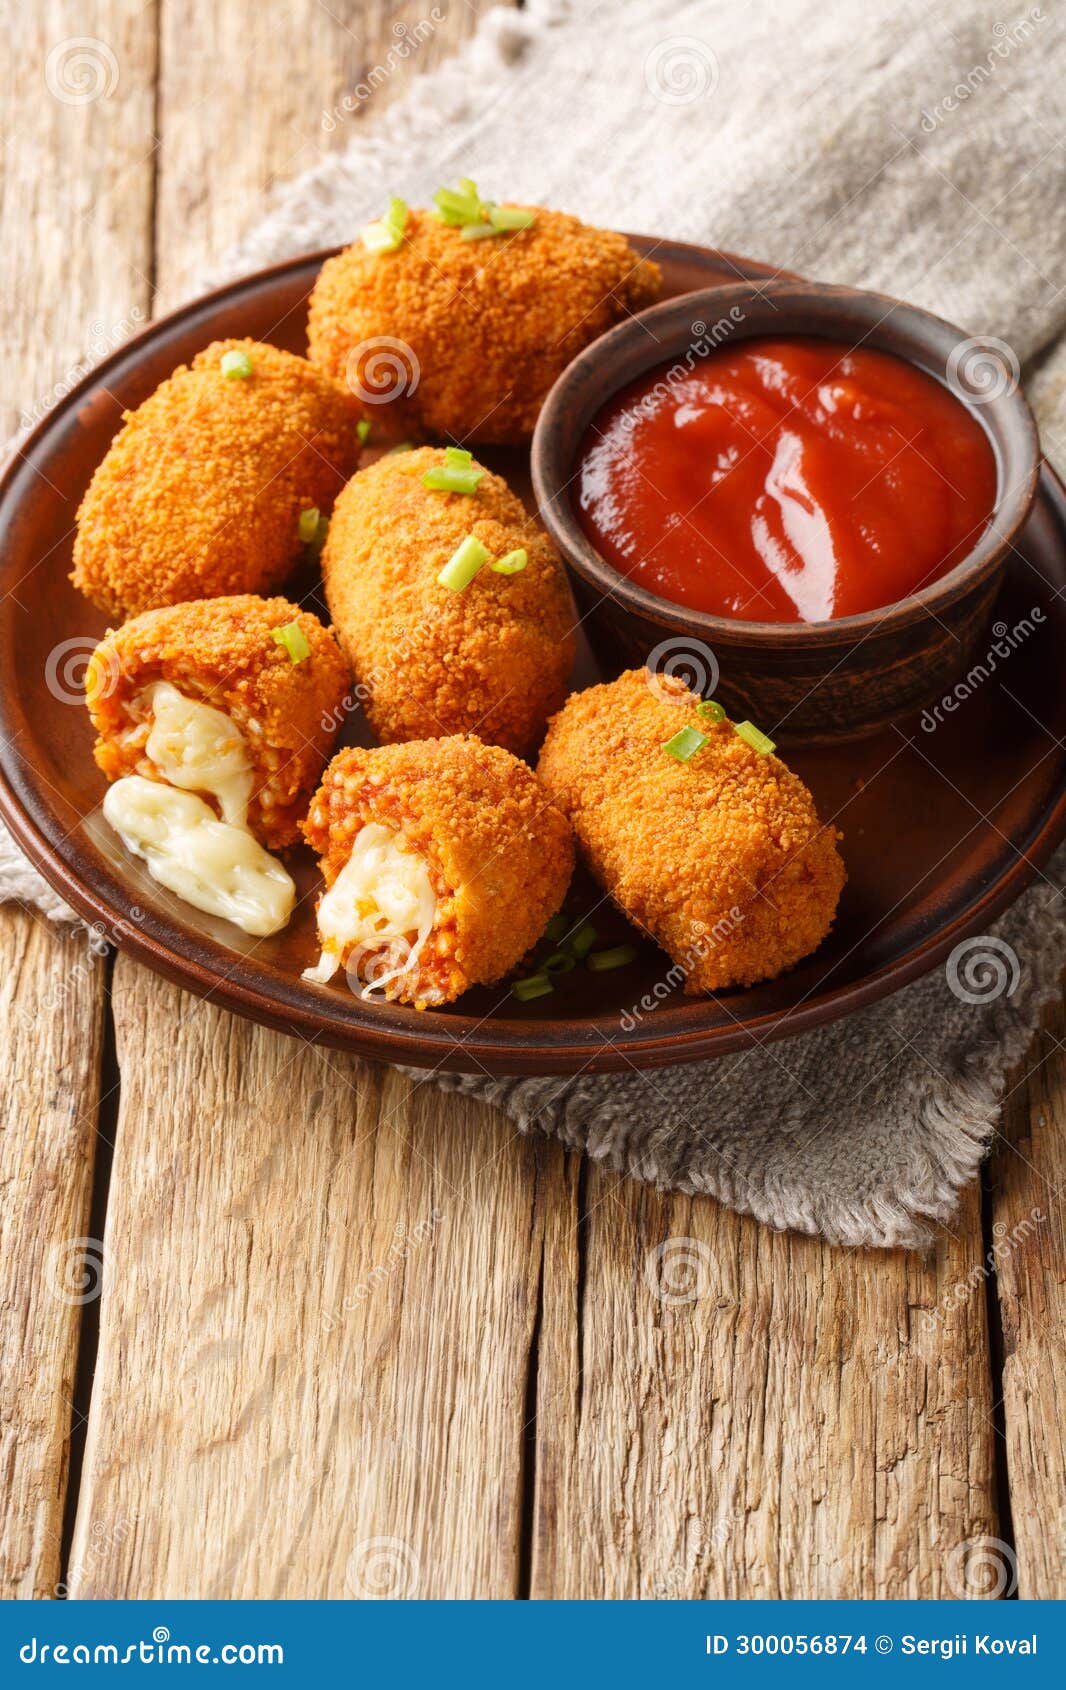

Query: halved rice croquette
[
  {"left": 322, "top": 446, "right": 576, "bottom": 756},
  {"left": 301, "top": 736, "right": 575, "bottom": 1007},
  {"left": 72, "top": 339, "right": 363, "bottom": 618},
  {"left": 537, "top": 669, "right": 846, "bottom": 991},
  {"left": 307, "top": 206, "right": 661, "bottom": 443},
  {"left": 87, "top": 594, "right": 350, "bottom": 851}
]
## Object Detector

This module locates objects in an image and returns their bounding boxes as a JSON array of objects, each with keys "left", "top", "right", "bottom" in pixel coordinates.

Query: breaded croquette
[
  {"left": 302, "top": 736, "right": 575, "bottom": 1006},
  {"left": 72, "top": 339, "right": 362, "bottom": 618},
  {"left": 307, "top": 206, "right": 661, "bottom": 443},
  {"left": 537, "top": 670, "right": 846, "bottom": 991},
  {"left": 322, "top": 446, "right": 575, "bottom": 756},
  {"left": 87, "top": 594, "right": 350, "bottom": 851}
]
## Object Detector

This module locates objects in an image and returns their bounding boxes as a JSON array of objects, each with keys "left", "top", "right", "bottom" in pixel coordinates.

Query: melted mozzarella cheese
[
  {"left": 104, "top": 775, "right": 295, "bottom": 937},
  {"left": 144, "top": 680, "right": 253, "bottom": 827},
  {"left": 303, "top": 822, "right": 436, "bottom": 997}
]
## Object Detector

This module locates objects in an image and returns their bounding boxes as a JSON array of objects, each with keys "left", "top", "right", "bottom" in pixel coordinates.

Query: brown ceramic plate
[{"left": 1, "top": 237, "right": 1064, "bottom": 1075}]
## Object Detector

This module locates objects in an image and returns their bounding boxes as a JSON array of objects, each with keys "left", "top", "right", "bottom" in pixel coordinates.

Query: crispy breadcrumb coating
[
  {"left": 322, "top": 446, "right": 575, "bottom": 756},
  {"left": 302, "top": 736, "right": 575, "bottom": 1006},
  {"left": 537, "top": 669, "right": 846, "bottom": 991},
  {"left": 72, "top": 339, "right": 362, "bottom": 618},
  {"left": 87, "top": 594, "right": 350, "bottom": 850},
  {"left": 307, "top": 207, "right": 661, "bottom": 444}
]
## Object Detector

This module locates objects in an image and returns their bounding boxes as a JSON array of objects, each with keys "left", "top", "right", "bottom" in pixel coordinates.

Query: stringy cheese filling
[
  {"left": 102, "top": 683, "right": 294, "bottom": 936},
  {"left": 303, "top": 822, "right": 436, "bottom": 998},
  {"left": 103, "top": 777, "right": 296, "bottom": 936}
]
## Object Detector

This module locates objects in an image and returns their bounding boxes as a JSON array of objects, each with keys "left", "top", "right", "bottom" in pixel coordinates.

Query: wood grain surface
[{"left": 2, "top": 0, "right": 1063, "bottom": 1603}]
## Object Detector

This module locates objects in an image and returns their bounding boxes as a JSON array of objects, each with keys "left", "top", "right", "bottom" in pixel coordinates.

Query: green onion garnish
[
  {"left": 432, "top": 184, "right": 484, "bottom": 225},
  {"left": 422, "top": 447, "right": 484, "bottom": 495},
  {"left": 543, "top": 950, "right": 576, "bottom": 975},
  {"left": 491, "top": 548, "right": 528, "bottom": 575},
  {"left": 356, "top": 419, "right": 371, "bottom": 444},
  {"left": 664, "top": 726, "right": 708, "bottom": 762},
  {"left": 361, "top": 196, "right": 408, "bottom": 253},
  {"left": 488, "top": 205, "right": 535, "bottom": 232},
  {"left": 587, "top": 944, "right": 638, "bottom": 973},
  {"left": 220, "top": 348, "right": 252, "bottom": 379},
  {"left": 385, "top": 442, "right": 413, "bottom": 455},
  {"left": 543, "top": 914, "right": 570, "bottom": 943},
  {"left": 438, "top": 533, "right": 491, "bottom": 592},
  {"left": 512, "top": 973, "right": 553, "bottom": 1001},
  {"left": 460, "top": 223, "right": 501, "bottom": 241},
  {"left": 567, "top": 920, "right": 598, "bottom": 959},
  {"left": 734, "top": 720, "right": 776, "bottom": 755},
  {"left": 697, "top": 699, "right": 726, "bottom": 722},
  {"left": 270, "top": 621, "right": 311, "bottom": 664},
  {"left": 298, "top": 506, "right": 328, "bottom": 548}
]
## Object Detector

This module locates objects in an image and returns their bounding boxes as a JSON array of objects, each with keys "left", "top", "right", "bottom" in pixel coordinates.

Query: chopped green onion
[
  {"left": 356, "top": 419, "right": 371, "bottom": 444},
  {"left": 697, "top": 699, "right": 726, "bottom": 722},
  {"left": 270, "top": 621, "right": 311, "bottom": 664},
  {"left": 543, "top": 913, "right": 570, "bottom": 943},
  {"left": 438, "top": 533, "right": 491, "bottom": 592},
  {"left": 488, "top": 205, "right": 535, "bottom": 232},
  {"left": 457, "top": 177, "right": 480, "bottom": 200},
  {"left": 664, "top": 726, "right": 708, "bottom": 762},
  {"left": 587, "top": 944, "right": 638, "bottom": 973},
  {"left": 361, "top": 196, "right": 408, "bottom": 253},
  {"left": 543, "top": 950, "right": 576, "bottom": 975},
  {"left": 567, "top": 919, "right": 598, "bottom": 959},
  {"left": 220, "top": 348, "right": 252, "bottom": 379},
  {"left": 512, "top": 972, "right": 553, "bottom": 1001},
  {"left": 734, "top": 720, "right": 776, "bottom": 756},
  {"left": 491, "top": 548, "right": 528, "bottom": 575},
  {"left": 422, "top": 451, "right": 484, "bottom": 495},
  {"left": 298, "top": 506, "right": 328, "bottom": 548},
  {"left": 460, "top": 222, "right": 499, "bottom": 241},
  {"left": 385, "top": 442, "right": 413, "bottom": 455},
  {"left": 432, "top": 185, "right": 483, "bottom": 225}
]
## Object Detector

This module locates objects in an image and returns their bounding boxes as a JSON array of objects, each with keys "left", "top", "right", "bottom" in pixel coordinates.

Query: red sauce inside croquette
[{"left": 575, "top": 336, "right": 997, "bottom": 623}]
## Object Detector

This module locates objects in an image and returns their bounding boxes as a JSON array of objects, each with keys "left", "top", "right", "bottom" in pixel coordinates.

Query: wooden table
[{"left": 2, "top": 0, "right": 1064, "bottom": 1603}]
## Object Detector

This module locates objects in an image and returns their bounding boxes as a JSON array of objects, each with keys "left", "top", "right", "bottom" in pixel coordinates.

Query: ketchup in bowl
[{"left": 575, "top": 336, "right": 998, "bottom": 623}]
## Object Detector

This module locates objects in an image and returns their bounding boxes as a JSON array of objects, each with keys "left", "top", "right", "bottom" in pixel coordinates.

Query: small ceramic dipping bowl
[{"left": 531, "top": 281, "right": 1041, "bottom": 743}]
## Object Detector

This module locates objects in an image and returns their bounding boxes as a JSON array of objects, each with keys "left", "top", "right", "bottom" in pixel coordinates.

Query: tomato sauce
[{"left": 576, "top": 337, "right": 998, "bottom": 623}]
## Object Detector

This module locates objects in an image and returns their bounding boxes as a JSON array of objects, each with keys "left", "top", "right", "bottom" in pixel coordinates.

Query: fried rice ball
[
  {"left": 301, "top": 736, "right": 575, "bottom": 1007},
  {"left": 72, "top": 339, "right": 363, "bottom": 619},
  {"left": 322, "top": 446, "right": 575, "bottom": 756},
  {"left": 87, "top": 594, "right": 350, "bottom": 851},
  {"left": 537, "top": 669, "right": 846, "bottom": 991},
  {"left": 307, "top": 206, "right": 661, "bottom": 443}
]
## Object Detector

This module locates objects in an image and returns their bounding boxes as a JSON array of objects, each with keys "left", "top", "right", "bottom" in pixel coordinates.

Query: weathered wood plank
[
  {"left": 0, "top": 0, "right": 155, "bottom": 1600},
  {"left": 69, "top": 964, "right": 543, "bottom": 1597},
  {"left": 991, "top": 1006, "right": 1066, "bottom": 1599},
  {"left": 533, "top": 1171, "right": 998, "bottom": 1598}
]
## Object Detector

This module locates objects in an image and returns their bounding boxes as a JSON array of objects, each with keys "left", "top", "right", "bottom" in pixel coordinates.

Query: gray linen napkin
[{"left": 5, "top": 0, "right": 1066, "bottom": 1247}]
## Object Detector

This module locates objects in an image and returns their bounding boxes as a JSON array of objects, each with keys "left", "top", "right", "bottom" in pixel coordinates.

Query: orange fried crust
[
  {"left": 87, "top": 594, "right": 351, "bottom": 850},
  {"left": 302, "top": 736, "right": 575, "bottom": 1005},
  {"left": 306, "top": 207, "right": 662, "bottom": 444},
  {"left": 71, "top": 339, "right": 363, "bottom": 619},
  {"left": 322, "top": 447, "right": 576, "bottom": 756},
  {"left": 537, "top": 669, "right": 846, "bottom": 991}
]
